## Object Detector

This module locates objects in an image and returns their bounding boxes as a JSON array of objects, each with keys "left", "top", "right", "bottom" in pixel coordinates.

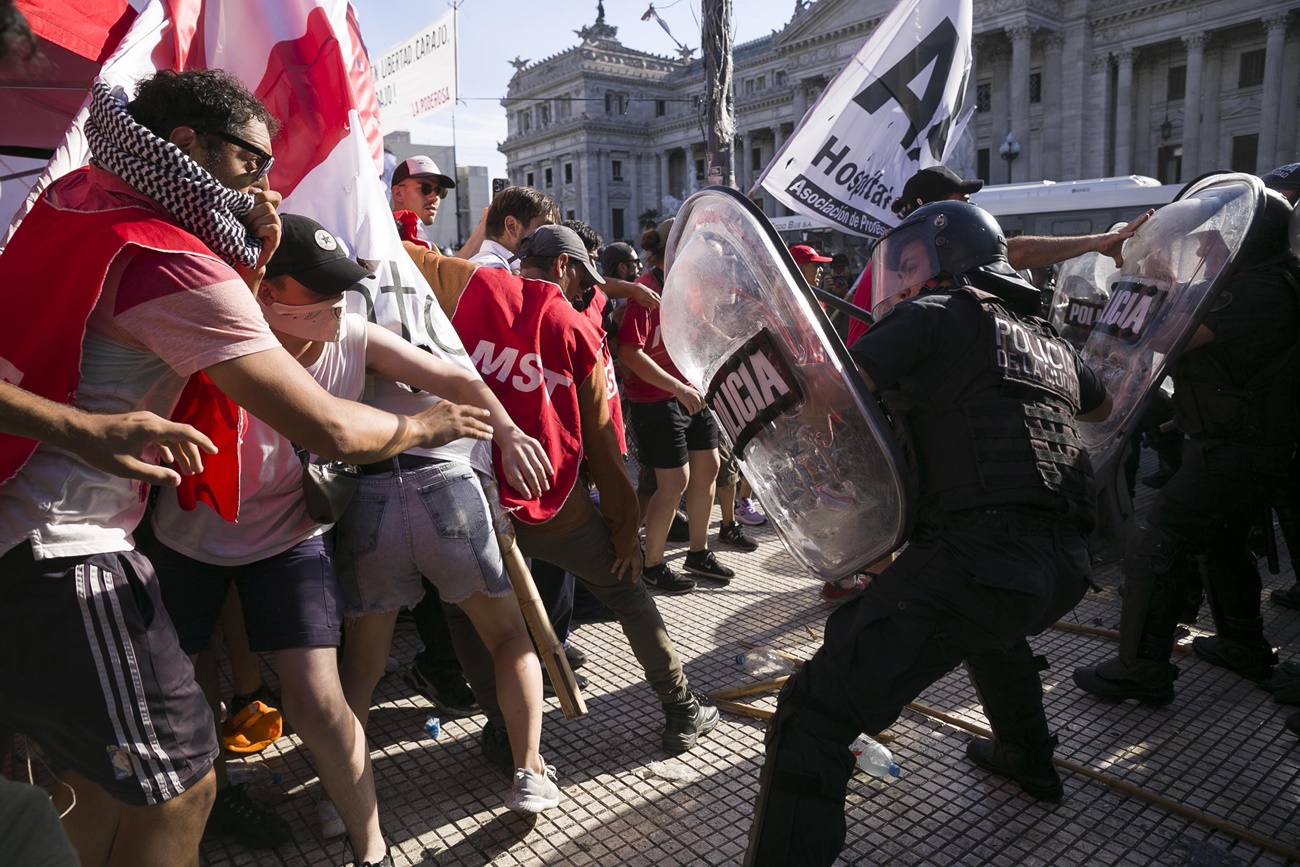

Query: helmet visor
[{"left": 870, "top": 222, "right": 941, "bottom": 318}]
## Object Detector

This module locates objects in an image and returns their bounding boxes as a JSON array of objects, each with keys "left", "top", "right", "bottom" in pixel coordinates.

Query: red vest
[
  {"left": 0, "top": 167, "right": 243, "bottom": 518},
  {"left": 451, "top": 267, "right": 601, "bottom": 524},
  {"left": 581, "top": 292, "right": 626, "bottom": 453}
]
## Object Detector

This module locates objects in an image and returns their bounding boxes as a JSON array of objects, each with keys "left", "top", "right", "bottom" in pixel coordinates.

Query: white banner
[
  {"left": 372, "top": 9, "right": 457, "bottom": 132},
  {"left": 755, "top": 0, "right": 972, "bottom": 239}
]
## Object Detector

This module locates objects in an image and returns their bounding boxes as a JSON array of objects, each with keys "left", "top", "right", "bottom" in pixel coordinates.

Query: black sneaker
[
  {"left": 718, "top": 521, "right": 758, "bottom": 552},
  {"left": 667, "top": 510, "right": 691, "bottom": 543},
  {"left": 643, "top": 562, "right": 696, "bottom": 594},
  {"left": 564, "top": 643, "right": 588, "bottom": 671},
  {"left": 965, "top": 737, "right": 1063, "bottom": 803},
  {"left": 352, "top": 849, "right": 393, "bottom": 867},
  {"left": 401, "top": 665, "right": 480, "bottom": 718},
  {"left": 683, "top": 549, "right": 735, "bottom": 584},
  {"left": 205, "top": 783, "right": 292, "bottom": 849},
  {"left": 1191, "top": 636, "right": 1278, "bottom": 682},
  {"left": 1272, "top": 584, "right": 1300, "bottom": 611},
  {"left": 662, "top": 691, "right": 721, "bottom": 753},
  {"left": 480, "top": 720, "right": 515, "bottom": 776}
]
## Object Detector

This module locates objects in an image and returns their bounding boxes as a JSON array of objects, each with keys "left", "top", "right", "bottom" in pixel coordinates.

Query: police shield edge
[
  {"left": 1075, "top": 172, "right": 1267, "bottom": 559},
  {"left": 658, "top": 186, "right": 913, "bottom": 581},
  {"left": 1049, "top": 225, "right": 1123, "bottom": 351}
]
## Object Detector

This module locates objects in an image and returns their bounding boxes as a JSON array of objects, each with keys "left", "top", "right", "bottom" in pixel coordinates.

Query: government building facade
[{"left": 499, "top": 0, "right": 1299, "bottom": 244}]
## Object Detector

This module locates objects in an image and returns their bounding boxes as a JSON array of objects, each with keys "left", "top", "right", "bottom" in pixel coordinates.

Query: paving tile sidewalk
[{"left": 183, "top": 461, "right": 1300, "bottom": 866}]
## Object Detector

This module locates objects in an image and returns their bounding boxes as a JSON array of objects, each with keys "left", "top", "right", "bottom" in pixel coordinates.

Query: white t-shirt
[
  {"left": 0, "top": 170, "right": 281, "bottom": 560},
  {"left": 469, "top": 238, "right": 514, "bottom": 271},
  {"left": 151, "top": 314, "right": 370, "bottom": 566}
]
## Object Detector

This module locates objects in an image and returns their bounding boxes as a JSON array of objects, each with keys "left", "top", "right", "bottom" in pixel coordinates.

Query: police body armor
[
  {"left": 658, "top": 186, "right": 914, "bottom": 581},
  {"left": 900, "top": 287, "right": 1094, "bottom": 528}
]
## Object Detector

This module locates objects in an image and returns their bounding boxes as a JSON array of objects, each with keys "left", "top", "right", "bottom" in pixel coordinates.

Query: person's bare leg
[
  {"left": 717, "top": 481, "right": 737, "bottom": 526},
  {"left": 644, "top": 464, "right": 689, "bottom": 566},
  {"left": 190, "top": 651, "right": 228, "bottom": 787},
  {"left": 337, "top": 611, "right": 399, "bottom": 731},
  {"left": 455, "top": 592, "right": 544, "bottom": 773},
  {"left": 685, "top": 449, "right": 721, "bottom": 552},
  {"left": 277, "top": 646, "right": 385, "bottom": 864},
  {"left": 221, "top": 587, "right": 262, "bottom": 696},
  {"left": 59, "top": 767, "right": 216, "bottom": 867}
]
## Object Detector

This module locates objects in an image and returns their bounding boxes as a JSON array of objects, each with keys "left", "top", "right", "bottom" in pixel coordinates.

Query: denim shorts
[{"left": 333, "top": 460, "right": 511, "bottom": 614}]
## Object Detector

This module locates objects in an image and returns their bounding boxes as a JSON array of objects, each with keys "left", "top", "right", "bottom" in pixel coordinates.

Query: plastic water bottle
[
  {"left": 225, "top": 763, "right": 283, "bottom": 787},
  {"left": 736, "top": 646, "right": 796, "bottom": 678},
  {"left": 850, "top": 735, "right": 900, "bottom": 778},
  {"left": 424, "top": 716, "right": 441, "bottom": 739}
]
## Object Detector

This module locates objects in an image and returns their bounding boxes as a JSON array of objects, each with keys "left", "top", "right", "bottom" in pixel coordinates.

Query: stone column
[
  {"left": 1041, "top": 31, "right": 1064, "bottom": 179},
  {"left": 1259, "top": 13, "right": 1290, "bottom": 169},
  {"left": 1087, "top": 52, "right": 1113, "bottom": 177},
  {"left": 1181, "top": 34, "right": 1207, "bottom": 179},
  {"left": 737, "top": 131, "right": 748, "bottom": 191},
  {"left": 1200, "top": 43, "right": 1223, "bottom": 167},
  {"left": 595, "top": 149, "right": 607, "bottom": 237},
  {"left": 659, "top": 151, "right": 671, "bottom": 209},
  {"left": 986, "top": 40, "right": 1011, "bottom": 181},
  {"left": 1008, "top": 23, "right": 1034, "bottom": 183},
  {"left": 1114, "top": 48, "right": 1135, "bottom": 175},
  {"left": 793, "top": 80, "right": 809, "bottom": 121}
]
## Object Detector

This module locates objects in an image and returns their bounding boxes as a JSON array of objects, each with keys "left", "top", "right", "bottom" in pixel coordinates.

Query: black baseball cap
[
  {"left": 1262, "top": 163, "right": 1300, "bottom": 192},
  {"left": 891, "top": 166, "right": 984, "bottom": 216},
  {"left": 515, "top": 225, "right": 606, "bottom": 288},
  {"left": 599, "top": 241, "right": 639, "bottom": 275},
  {"left": 264, "top": 214, "right": 371, "bottom": 295}
]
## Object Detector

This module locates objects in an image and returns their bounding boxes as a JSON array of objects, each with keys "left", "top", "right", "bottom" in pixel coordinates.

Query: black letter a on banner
[{"left": 852, "top": 17, "right": 958, "bottom": 160}]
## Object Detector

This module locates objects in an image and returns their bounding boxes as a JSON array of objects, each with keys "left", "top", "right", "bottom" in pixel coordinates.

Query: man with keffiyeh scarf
[{"left": 0, "top": 69, "right": 490, "bottom": 867}]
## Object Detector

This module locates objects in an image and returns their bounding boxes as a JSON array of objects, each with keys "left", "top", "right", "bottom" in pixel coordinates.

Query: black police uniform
[
  {"left": 1075, "top": 257, "right": 1300, "bottom": 701},
  {"left": 746, "top": 285, "right": 1105, "bottom": 867}
]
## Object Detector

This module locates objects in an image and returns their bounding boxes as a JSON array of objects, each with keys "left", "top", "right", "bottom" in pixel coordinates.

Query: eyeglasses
[
  {"left": 410, "top": 180, "right": 449, "bottom": 200},
  {"left": 206, "top": 129, "right": 275, "bottom": 182}
]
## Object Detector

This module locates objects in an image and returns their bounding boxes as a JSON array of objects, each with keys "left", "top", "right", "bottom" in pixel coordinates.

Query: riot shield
[
  {"left": 1077, "top": 173, "right": 1265, "bottom": 557},
  {"left": 659, "top": 186, "right": 913, "bottom": 581},
  {"left": 1048, "top": 225, "right": 1122, "bottom": 350}
]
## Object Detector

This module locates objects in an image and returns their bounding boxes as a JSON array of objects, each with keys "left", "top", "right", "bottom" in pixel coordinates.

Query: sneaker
[
  {"left": 316, "top": 797, "right": 346, "bottom": 840},
  {"left": 683, "top": 549, "right": 735, "bottom": 584},
  {"left": 542, "top": 668, "right": 589, "bottom": 696},
  {"left": 662, "top": 690, "right": 721, "bottom": 753},
  {"left": 734, "top": 497, "right": 768, "bottom": 526},
  {"left": 1191, "top": 636, "right": 1278, "bottom": 682},
  {"left": 401, "top": 664, "right": 480, "bottom": 719},
  {"left": 1072, "top": 660, "right": 1177, "bottom": 706},
  {"left": 480, "top": 720, "right": 515, "bottom": 776},
  {"left": 820, "top": 574, "right": 869, "bottom": 602},
  {"left": 718, "top": 521, "right": 758, "bottom": 552},
  {"left": 667, "top": 510, "right": 691, "bottom": 543},
  {"left": 965, "top": 737, "right": 1063, "bottom": 803},
  {"left": 205, "top": 783, "right": 292, "bottom": 849},
  {"left": 643, "top": 562, "right": 696, "bottom": 594},
  {"left": 564, "top": 643, "right": 588, "bottom": 671},
  {"left": 507, "top": 762, "right": 561, "bottom": 815},
  {"left": 352, "top": 849, "right": 393, "bottom": 867},
  {"left": 1272, "top": 584, "right": 1300, "bottom": 611}
]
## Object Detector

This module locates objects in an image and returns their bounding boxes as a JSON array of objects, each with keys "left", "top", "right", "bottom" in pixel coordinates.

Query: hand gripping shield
[
  {"left": 1048, "top": 225, "right": 1122, "bottom": 350},
  {"left": 659, "top": 187, "right": 914, "bottom": 581},
  {"left": 1075, "top": 172, "right": 1266, "bottom": 558}
]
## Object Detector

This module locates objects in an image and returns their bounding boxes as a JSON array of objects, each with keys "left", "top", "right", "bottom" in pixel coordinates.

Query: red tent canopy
[{"left": 1, "top": 0, "right": 138, "bottom": 155}]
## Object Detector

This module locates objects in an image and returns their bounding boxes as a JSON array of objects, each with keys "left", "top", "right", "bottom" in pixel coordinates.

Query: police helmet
[
  {"left": 871, "top": 200, "right": 1040, "bottom": 317},
  {"left": 1234, "top": 187, "right": 1297, "bottom": 269}
]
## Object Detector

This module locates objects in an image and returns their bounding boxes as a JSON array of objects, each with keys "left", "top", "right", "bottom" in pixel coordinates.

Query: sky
[{"left": 349, "top": 0, "right": 801, "bottom": 177}]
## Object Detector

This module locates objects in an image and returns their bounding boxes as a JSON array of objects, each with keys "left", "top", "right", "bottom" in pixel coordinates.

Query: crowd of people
[{"left": 2, "top": 6, "right": 1300, "bottom": 866}]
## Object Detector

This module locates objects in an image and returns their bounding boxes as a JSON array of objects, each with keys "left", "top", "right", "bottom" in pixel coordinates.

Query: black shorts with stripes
[{"left": 0, "top": 543, "right": 217, "bottom": 805}]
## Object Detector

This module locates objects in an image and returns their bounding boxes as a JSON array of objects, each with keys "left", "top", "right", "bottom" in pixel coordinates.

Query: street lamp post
[{"left": 999, "top": 132, "right": 1021, "bottom": 184}]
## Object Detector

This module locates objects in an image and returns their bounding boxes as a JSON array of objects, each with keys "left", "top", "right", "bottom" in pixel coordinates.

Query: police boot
[
  {"left": 1072, "top": 639, "right": 1178, "bottom": 707},
  {"left": 964, "top": 649, "right": 1063, "bottom": 802},
  {"left": 744, "top": 673, "right": 856, "bottom": 867},
  {"left": 1192, "top": 616, "right": 1277, "bottom": 683},
  {"left": 661, "top": 691, "right": 720, "bottom": 753}
]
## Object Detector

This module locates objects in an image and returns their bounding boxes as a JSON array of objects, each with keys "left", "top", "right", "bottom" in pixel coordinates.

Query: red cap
[{"left": 790, "top": 244, "right": 833, "bottom": 264}]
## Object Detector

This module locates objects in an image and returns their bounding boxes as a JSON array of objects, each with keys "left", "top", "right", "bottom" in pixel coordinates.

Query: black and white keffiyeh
[{"left": 85, "top": 80, "right": 262, "bottom": 269}]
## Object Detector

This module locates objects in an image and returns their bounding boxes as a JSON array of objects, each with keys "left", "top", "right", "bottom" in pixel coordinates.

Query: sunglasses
[
  {"left": 409, "top": 180, "right": 449, "bottom": 200},
  {"left": 206, "top": 129, "right": 275, "bottom": 182}
]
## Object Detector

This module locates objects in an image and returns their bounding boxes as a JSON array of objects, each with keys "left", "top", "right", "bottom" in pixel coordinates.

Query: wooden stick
[
  {"left": 905, "top": 701, "right": 1300, "bottom": 863},
  {"left": 1051, "top": 620, "right": 1194, "bottom": 654},
  {"left": 713, "top": 698, "right": 773, "bottom": 722},
  {"left": 711, "top": 677, "right": 790, "bottom": 701},
  {"left": 496, "top": 533, "right": 586, "bottom": 720}
]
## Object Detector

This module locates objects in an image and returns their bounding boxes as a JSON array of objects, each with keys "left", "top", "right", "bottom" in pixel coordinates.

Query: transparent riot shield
[
  {"left": 659, "top": 187, "right": 913, "bottom": 581},
  {"left": 1048, "top": 224, "right": 1122, "bottom": 351},
  {"left": 1077, "top": 173, "right": 1265, "bottom": 558}
]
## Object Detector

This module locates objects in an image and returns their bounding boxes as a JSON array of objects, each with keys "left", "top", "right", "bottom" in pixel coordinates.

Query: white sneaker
[
  {"left": 317, "top": 798, "right": 346, "bottom": 839},
  {"left": 506, "top": 762, "right": 560, "bottom": 814},
  {"left": 734, "top": 497, "right": 768, "bottom": 526}
]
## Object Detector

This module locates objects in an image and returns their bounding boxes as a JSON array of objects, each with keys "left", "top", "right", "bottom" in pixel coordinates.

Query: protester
[
  {"left": 0, "top": 70, "right": 484, "bottom": 867},
  {"left": 390, "top": 155, "right": 455, "bottom": 250},
  {"left": 469, "top": 185, "right": 559, "bottom": 270}
]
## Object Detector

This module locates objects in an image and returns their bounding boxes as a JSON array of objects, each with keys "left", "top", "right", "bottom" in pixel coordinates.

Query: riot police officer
[
  {"left": 1074, "top": 187, "right": 1300, "bottom": 704},
  {"left": 745, "top": 201, "right": 1111, "bottom": 867}
]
